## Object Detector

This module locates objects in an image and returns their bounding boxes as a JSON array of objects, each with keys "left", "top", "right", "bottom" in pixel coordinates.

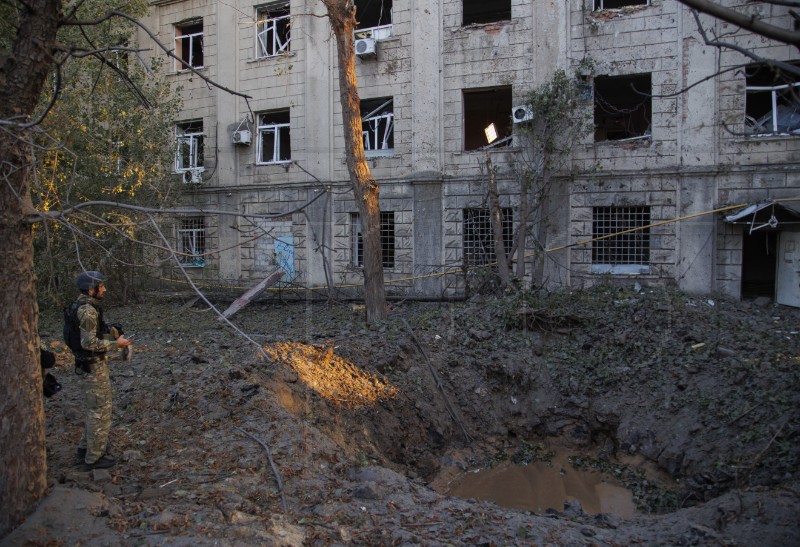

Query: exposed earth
[{"left": 3, "top": 284, "right": 799, "bottom": 546}]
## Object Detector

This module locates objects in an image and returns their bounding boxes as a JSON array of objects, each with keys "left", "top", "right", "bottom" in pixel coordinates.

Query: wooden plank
[{"left": 219, "top": 271, "right": 284, "bottom": 320}]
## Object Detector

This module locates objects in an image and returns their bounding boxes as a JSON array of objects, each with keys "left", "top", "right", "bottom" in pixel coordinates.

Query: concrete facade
[{"left": 140, "top": 0, "right": 800, "bottom": 300}]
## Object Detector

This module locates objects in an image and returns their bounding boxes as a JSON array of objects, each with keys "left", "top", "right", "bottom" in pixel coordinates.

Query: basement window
[
  {"left": 175, "top": 121, "right": 204, "bottom": 172},
  {"left": 178, "top": 217, "right": 206, "bottom": 267},
  {"left": 594, "top": 0, "right": 648, "bottom": 10},
  {"left": 463, "top": 0, "right": 511, "bottom": 26},
  {"left": 463, "top": 87, "right": 512, "bottom": 151},
  {"left": 361, "top": 98, "right": 394, "bottom": 156},
  {"left": 257, "top": 110, "right": 291, "bottom": 164},
  {"left": 463, "top": 208, "right": 513, "bottom": 266},
  {"left": 256, "top": 2, "right": 291, "bottom": 58},
  {"left": 591, "top": 206, "right": 651, "bottom": 274},
  {"left": 744, "top": 62, "right": 800, "bottom": 135},
  {"left": 594, "top": 73, "right": 652, "bottom": 142},
  {"left": 355, "top": 0, "right": 393, "bottom": 39},
  {"left": 175, "top": 21, "right": 203, "bottom": 71},
  {"left": 351, "top": 211, "right": 396, "bottom": 268}
]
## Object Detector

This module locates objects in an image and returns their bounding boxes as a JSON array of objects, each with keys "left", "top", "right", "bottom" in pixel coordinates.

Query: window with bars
[
  {"left": 256, "top": 2, "right": 291, "bottom": 58},
  {"left": 744, "top": 62, "right": 800, "bottom": 135},
  {"left": 175, "top": 121, "right": 204, "bottom": 172},
  {"left": 256, "top": 110, "right": 291, "bottom": 164},
  {"left": 351, "top": 211, "right": 395, "bottom": 268},
  {"left": 177, "top": 217, "right": 206, "bottom": 267},
  {"left": 175, "top": 21, "right": 203, "bottom": 71},
  {"left": 594, "top": 74, "right": 651, "bottom": 142},
  {"left": 462, "top": 208, "right": 513, "bottom": 266},
  {"left": 361, "top": 98, "right": 394, "bottom": 155},
  {"left": 591, "top": 206, "right": 651, "bottom": 274}
]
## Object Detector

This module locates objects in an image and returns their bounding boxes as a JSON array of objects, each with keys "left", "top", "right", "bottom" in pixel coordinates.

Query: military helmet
[{"left": 76, "top": 271, "right": 106, "bottom": 291}]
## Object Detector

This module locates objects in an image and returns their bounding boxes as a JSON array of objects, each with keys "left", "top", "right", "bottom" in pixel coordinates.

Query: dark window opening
[
  {"left": 463, "top": 87, "right": 512, "bottom": 151},
  {"left": 256, "top": 2, "right": 291, "bottom": 57},
  {"left": 591, "top": 206, "right": 650, "bottom": 274},
  {"left": 741, "top": 230, "right": 777, "bottom": 298},
  {"left": 361, "top": 97, "right": 394, "bottom": 153},
  {"left": 352, "top": 211, "right": 395, "bottom": 268},
  {"left": 463, "top": 208, "right": 513, "bottom": 266},
  {"left": 175, "top": 21, "right": 203, "bottom": 70},
  {"left": 356, "top": 0, "right": 392, "bottom": 29},
  {"left": 594, "top": 73, "right": 652, "bottom": 142},
  {"left": 594, "top": 0, "right": 648, "bottom": 10},
  {"left": 745, "top": 62, "right": 800, "bottom": 135},
  {"left": 463, "top": 0, "right": 511, "bottom": 26}
]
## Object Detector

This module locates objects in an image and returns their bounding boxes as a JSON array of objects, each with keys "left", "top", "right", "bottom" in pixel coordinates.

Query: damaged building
[{"left": 139, "top": 0, "right": 800, "bottom": 306}]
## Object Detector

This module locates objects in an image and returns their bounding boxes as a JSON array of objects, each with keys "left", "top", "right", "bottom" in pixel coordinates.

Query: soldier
[{"left": 64, "top": 271, "right": 131, "bottom": 471}]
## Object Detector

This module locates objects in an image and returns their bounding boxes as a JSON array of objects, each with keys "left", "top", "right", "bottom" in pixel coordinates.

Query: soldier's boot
[{"left": 82, "top": 454, "right": 116, "bottom": 471}]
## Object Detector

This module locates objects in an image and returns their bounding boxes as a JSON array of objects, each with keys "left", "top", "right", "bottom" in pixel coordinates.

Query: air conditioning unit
[
  {"left": 355, "top": 37, "right": 376, "bottom": 57},
  {"left": 182, "top": 169, "right": 202, "bottom": 184},
  {"left": 512, "top": 104, "right": 534, "bottom": 124},
  {"left": 232, "top": 129, "right": 252, "bottom": 145}
]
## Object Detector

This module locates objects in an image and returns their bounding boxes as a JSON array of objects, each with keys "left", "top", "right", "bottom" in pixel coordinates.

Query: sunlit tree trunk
[
  {"left": 0, "top": 0, "right": 61, "bottom": 535},
  {"left": 485, "top": 155, "right": 510, "bottom": 288},
  {"left": 321, "top": 0, "right": 387, "bottom": 322}
]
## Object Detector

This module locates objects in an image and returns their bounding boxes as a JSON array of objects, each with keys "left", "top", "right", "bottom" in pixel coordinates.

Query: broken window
[
  {"left": 463, "top": 208, "right": 513, "bottom": 266},
  {"left": 594, "top": 0, "right": 648, "bottom": 10},
  {"left": 257, "top": 110, "right": 291, "bottom": 164},
  {"left": 256, "top": 2, "right": 291, "bottom": 58},
  {"left": 355, "top": 0, "right": 392, "bottom": 38},
  {"left": 175, "top": 121, "right": 204, "bottom": 172},
  {"left": 745, "top": 62, "right": 800, "bottom": 135},
  {"left": 591, "top": 206, "right": 650, "bottom": 274},
  {"left": 463, "top": 87, "right": 512, "bottom": 151},
  {"left": 361, "top": 98, "right": 394, "bottom": 155},
  {"left": 594, "top": 73, "right": 652, "bottom": 142},
  {"left": 177, "top": 217, "right": 206, "bottom": 267},
  {"left": 175, "top": 21, "right": 203, "bottom": 70},
  {"left": 351, "top": 211, "right": 396, "bottom": 268},
  {"left": 463, "top": 0, "right": 511, "bottom": 26}
]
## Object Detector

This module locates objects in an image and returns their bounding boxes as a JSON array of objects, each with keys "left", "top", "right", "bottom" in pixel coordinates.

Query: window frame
[
  {"left": 175, "top": 121, "right": 204, "bottom": 172},
  {"left": 174, "top": 21, "right": 204, "bottom": 71},
  {"left": 354, "top": 0, "right": 393, "bottom": 39},
  {"left": 256, "top": 2, "right": 291, "bottom": 58},
  {"left": 351, "top": 211, "right": 396, "bottom": 269},
  {"left": 256, "top": 110, "right": 292, "bottom": 165},
  {"left": 591, "top": 206, "right": 651, "bottom": 275},
  {"left": 462, "top": 207, "right": 513, "bottom": 266},
  {"left": 744, "top": 63, "right": 800, "bottom": 136},
  {"left": 361, "top": 98, "right": 394, "bottom": 156},
  {"left": 177, "top": 217, "right": 206, "bottom": 267}
]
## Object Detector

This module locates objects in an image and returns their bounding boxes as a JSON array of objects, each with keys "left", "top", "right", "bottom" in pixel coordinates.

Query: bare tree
[{"left": 320, "top": 0, "right": 387, "bottom": 323}]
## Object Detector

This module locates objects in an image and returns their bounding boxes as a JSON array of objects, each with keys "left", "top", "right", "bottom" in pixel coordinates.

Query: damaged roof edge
[{"left": 724, "top": 199, "right": 800, "bottom": 224}]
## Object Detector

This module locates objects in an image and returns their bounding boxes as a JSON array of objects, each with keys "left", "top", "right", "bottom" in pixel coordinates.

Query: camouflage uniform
[{"left": 74, "top": 294, "right": 120, "bottom": 464}]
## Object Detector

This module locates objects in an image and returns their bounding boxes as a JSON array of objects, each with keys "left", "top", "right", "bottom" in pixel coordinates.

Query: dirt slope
[{"left": 4, "top": 285, "right": 799, "bottom": 546}]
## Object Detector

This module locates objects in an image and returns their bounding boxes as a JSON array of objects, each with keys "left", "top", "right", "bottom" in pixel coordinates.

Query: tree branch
[{"left": 678, "top": 0, "right": 800, "bottom": 48}]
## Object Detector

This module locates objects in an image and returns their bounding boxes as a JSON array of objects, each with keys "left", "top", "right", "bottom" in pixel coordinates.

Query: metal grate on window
[
  {"left": 591, "top": 206, "right": 650, "bottom": 274},
  {"left": 351, "top": 211, "right": 395, "bottom": 268},
  {"left": 177, "top": 217, "right": 206, "bottom": 267},
  {"left": 463, "top": 208, "right": 513, "bottom": 266}
]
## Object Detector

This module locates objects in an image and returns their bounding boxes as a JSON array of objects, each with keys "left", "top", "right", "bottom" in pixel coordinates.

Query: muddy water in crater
[{"left": 444, "top": 452, "right": 635, "bottom": 518}]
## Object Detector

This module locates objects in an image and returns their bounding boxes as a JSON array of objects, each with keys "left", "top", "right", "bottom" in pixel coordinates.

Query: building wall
[{"left": 142, "top": 0, "right": 800, "bottom": 300}]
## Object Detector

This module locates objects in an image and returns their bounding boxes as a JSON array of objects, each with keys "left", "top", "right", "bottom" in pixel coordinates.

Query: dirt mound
[{"left": 7, "top": 286, "right": 799, "bottom": 545}]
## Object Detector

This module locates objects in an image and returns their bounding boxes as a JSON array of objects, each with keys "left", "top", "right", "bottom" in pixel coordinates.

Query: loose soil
[{"left": 4, "top": 285, "right": 799, "bottom": 546}]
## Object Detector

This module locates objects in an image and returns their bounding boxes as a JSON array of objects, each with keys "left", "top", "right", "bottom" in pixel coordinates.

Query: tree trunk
[
  {"left": 515, "top": 174, "right": 529, "bottom": 280},
  {"left": 485, "top": 155, "right": 510, "bottom": 287},
  {"left": 0, "top": 0, "right": 62, "bottom": 535},
  {"left": 322, "top": 0, "right": 387, "bottom": 322}
]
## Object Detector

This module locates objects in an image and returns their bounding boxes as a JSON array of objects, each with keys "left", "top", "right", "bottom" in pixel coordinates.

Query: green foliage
[{"left": 30, "top": 1, "right": 183, "bottom": 305}]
